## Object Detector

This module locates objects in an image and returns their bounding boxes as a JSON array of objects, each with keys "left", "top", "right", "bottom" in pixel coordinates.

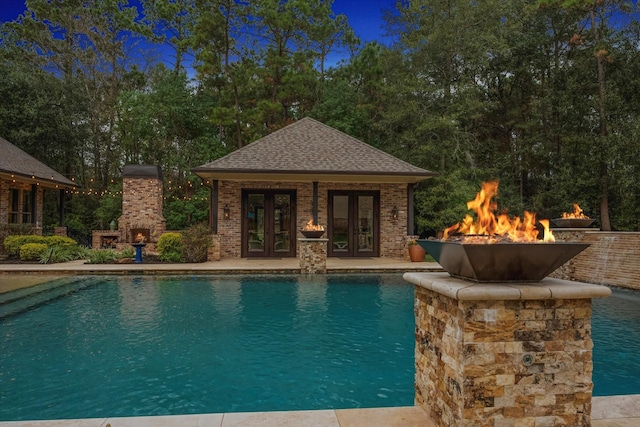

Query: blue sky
[{"left": 0, "top": 0, "right": 396, "bottom": 43}]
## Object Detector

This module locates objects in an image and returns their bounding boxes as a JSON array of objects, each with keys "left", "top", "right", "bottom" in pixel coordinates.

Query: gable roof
[
  {"left": 193, "top": 117, "right": 435, "bottom": 183},
  {"left": 0, "top": 136, "right": 76, "bottom": 189}
]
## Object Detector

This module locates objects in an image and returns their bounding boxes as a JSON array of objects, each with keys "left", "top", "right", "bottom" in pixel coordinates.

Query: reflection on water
[{"left": 0, "top": 274, "right": 415, "bottom": 421}]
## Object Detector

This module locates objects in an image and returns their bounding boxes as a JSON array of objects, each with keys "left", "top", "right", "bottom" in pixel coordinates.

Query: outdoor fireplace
[
  {"left": 117, "top": 165, "right": 166, "bottom": 246},
  {"left": 418, "top": 181, "right": 589, "bottom": 282}
]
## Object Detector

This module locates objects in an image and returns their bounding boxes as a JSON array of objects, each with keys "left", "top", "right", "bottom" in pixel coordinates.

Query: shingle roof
[
  {"left": 0, "top": 136, "right": 76, "bottom": 188},
  {"left": 193, "top": 117, "right": 435, "bottom": 183}
]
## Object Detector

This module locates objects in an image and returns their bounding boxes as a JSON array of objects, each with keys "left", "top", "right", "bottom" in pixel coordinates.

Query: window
[{"left": 8, "top": 188, "right": 34, "bottom": 224}]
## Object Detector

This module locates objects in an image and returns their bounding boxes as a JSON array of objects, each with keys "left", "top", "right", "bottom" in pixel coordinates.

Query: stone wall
[
  {"left": 413, "top": 278, "right": 599, "bottom": 427},
  {"left": 216, "top": 180, "right": 409, "bottom": 259},
  {"left": 298, "top": 238, "right": 328, "bottom": 273}
]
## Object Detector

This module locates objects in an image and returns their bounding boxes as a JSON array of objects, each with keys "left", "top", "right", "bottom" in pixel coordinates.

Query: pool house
[{"left": 192, "top": 117, "right": 436, "bottom": 260}]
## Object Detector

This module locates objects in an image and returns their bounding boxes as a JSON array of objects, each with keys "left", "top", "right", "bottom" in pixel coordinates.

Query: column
[
  {"left": 298, "top": 238, "right": 328, "bottom": 274},
  {"left": 404, "top": 272, "right": 610, "bottom": 427}
]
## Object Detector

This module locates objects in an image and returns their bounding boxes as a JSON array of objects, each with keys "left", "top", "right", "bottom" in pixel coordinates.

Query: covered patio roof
[
  {"left": 0, "top": 136, "right": 76, "bottom": 189},
  {"left": 192, "top": 117, "right": 435, "bottom": 183}
]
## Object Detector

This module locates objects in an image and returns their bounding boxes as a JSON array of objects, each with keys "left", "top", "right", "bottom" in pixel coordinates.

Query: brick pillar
[
  {"left": 404, "top": 272, "right": 611, "bottom": 427},
  {"left": 298, "top": 238, "right": 328, "bottom": 274}
]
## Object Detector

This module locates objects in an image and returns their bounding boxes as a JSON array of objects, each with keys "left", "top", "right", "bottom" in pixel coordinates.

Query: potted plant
[{"left": 407, "top": 240, "right": 426, "bottom": 262}]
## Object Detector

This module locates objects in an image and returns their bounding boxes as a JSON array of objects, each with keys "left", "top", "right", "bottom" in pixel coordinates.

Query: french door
[
  {"left": 242, "top": 190, "right": 296, "bottom": 257},
  {"left": 328, "top": 191, "right": 379, "bottom": 257}
]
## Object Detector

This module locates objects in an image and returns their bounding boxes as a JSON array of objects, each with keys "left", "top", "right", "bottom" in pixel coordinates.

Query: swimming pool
[{"left": 0, "top": 274, "right": 638, "bottom": 421}]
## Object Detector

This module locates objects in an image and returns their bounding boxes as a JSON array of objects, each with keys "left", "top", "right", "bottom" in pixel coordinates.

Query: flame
[
  {"left": 303, "top": 219, "right": 324, "bottom": 231},
  {"left": 442, "top": 181, "right": 555, "bottom": 243},
  {"left": 562, "top": 203, "right": 589, "bottom": 219}
]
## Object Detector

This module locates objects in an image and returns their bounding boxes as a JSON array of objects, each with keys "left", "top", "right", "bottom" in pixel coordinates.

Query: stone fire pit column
[
  {"left": 403, "top": 272, "right": 611, "bottom": 427},
  {"left": 298, "top": 238, "right": 328, "bottom": 274}
]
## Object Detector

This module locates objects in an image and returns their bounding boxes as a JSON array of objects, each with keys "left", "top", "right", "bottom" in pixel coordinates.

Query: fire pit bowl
[
  {"left": 550, "top": 218, "right": 595, "bottom": 228},
  {"left": 301, "top": 230, "right": 325, "bottom": 238},
  {"left": 418, "top": 239, "right": 589, "bottom": 283}
]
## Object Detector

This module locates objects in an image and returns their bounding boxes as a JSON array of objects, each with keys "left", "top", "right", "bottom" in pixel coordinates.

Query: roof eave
[
  {"left": 0, "top": 170, "right": 77, "bottom": 189},
  {"left": 192, "top": 169, "right": 436, "bottom": 184}
]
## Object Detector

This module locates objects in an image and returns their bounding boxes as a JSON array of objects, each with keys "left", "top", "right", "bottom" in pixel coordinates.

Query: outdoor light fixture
[
  {"left": 391, "top": 206, "right": 398, "bottom": 219},
  {"left": 223, "top": 205, "right": 230, "bottom": 220}
]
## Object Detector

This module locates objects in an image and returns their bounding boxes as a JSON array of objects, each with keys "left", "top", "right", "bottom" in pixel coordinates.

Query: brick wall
[
  {"left": 0, "top": 178, "right": 44, "bottom": 229},
  {"left": 118, "top": 176, "right": 166, "bottom": 243},
  {"left": 216, "top": 180, "right": 410, "bottom": 259},
  {"left": 549, "top": 230, "right": 640, "bottom": 290},
  {"left": 571, "top": 232, "right": 640, "bottom": 290}
]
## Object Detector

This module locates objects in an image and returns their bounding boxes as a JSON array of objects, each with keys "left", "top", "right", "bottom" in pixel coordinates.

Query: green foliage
[
  {"left": 3, "top": 235, "right": 47, "bottom": 257},
  {"left": 119, "top": 246, "right": 135, "bottom": 258},
  {"left": 39, "top": 245, "right": 89, "bottom": 264},
  {"left": 20, "top": 243, "right": 49, "bottom": 261},
  {"left": 1, "top": 0, "right": 640, "bottom": 235},
  {"left": 157, "top": 232, "right": 185, "bottom": 263},
  {"left": 44, "top": 236, "right": 78, "bottom": 247},
  {"left": 163, "top": 187, "right": 210, "bottom": 230},
  {"left": 181, "top": 222, "right": 212, "bottom": 263},
  {"left": 86, "top": 249, "right": 120, "bottom": 264}
]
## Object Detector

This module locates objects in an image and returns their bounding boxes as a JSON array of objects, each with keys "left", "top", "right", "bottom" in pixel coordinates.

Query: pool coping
[{"left": 0, "top": 397, "right": 639, "bottom": 426}]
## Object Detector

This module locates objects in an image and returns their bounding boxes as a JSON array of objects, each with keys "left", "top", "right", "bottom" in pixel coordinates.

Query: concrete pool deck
[{"left": 1, "top": 258, "right": 639, "bottom": 426}]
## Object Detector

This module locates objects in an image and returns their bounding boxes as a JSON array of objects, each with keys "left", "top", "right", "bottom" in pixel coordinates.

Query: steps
[{"left": 0, "top": 276, "right": 101, "bottom": 318}]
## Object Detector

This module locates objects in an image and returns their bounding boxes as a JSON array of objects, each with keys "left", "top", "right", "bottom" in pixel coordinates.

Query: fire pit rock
[{"left": 418, "top": 239, "right": 589, "bottom": 283}]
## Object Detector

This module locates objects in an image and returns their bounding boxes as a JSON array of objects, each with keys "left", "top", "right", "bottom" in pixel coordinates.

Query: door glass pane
[
  {"left": 358, "top": 196, "right": 374, "bottom": 252},
  {"left": 247, "top": 194, "right": 265, "bottom": 252},
  {"left": 274, "top": 194, "right": 291, "bottom": 253},
  {"left": 332, "top": 195, "right": 349, "bottom": 253}
]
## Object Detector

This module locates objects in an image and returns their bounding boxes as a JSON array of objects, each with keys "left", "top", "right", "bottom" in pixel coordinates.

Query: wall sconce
[
  {"left": 391, "top": 206, "right": 398, "bottom": 220},
  {"left": 223, "top": 205, "right": 230, "bottom": 220}
]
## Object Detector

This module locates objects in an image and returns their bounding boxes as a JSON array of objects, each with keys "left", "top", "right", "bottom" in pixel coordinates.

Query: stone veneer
[
  {"left": 216, "top": 180, "right": 409, "bottom": 259},
  {"left": 404, "top": 272, "right": 611, "bottom": 427},
  {"left": 298, "top": 238, "right": 328, "bottom": 273}
]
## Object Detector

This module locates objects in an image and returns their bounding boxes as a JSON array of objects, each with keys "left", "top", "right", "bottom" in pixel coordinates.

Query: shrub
[
  {"left": 20, "top": 243, "right": 49, "bottom": 261},
  {"left": 87, "top": 249, "right": 119, "bottom": 264},
  {"left": 44, "top": 236, "right": 78, "bottom": 248},
  {"left": 4, "top": 235, "right": 46, "bottom": 256},
  {"left": 182, "top": 223, "right": 212, "bottom": 263},
  {"left": 119, "top": 246, "right": 135, "bottom": 258},
  {"left": 39, "top": 245, "right": 90, "bottom": 264},
  {"left": 157, "top": 232, "right": 185, "bottom": 263},
  {"left": 40, "top": 246, "right": 73, "bottom": 264}
]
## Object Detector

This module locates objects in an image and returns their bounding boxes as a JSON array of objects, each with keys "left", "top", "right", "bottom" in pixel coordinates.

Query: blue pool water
[
  {"left": 592, "top": 287, "right": 640, "bottom": 396},
  {"left": 0, "top": 274, "right": 638, "bottom": 421},
  {"left": 0, "top": 275, "right": 414, "bottom": 421}
]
